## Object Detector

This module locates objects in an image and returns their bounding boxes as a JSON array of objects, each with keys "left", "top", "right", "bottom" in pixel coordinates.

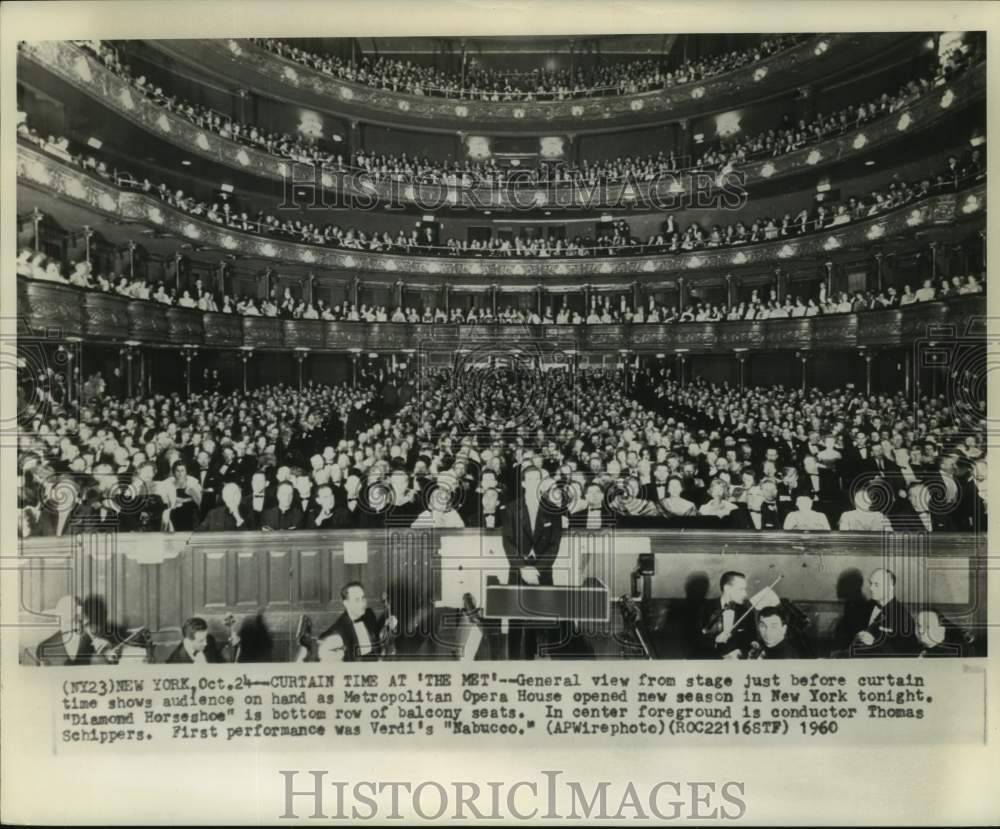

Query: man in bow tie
[
  {"left": 846, "top": 568, "right": 918, "bottom": 657},
  {"left": 502, "top": 465, "right": 563, "bottom": 660},
  {"left": 244, "top": 471, "right": 275, "bottom": 530},
  {"left": 317, "top": 581, "right": 397, "bottom": 662},
  {"left": 697, "top": 571, "right": 758, "bottom": 659}
]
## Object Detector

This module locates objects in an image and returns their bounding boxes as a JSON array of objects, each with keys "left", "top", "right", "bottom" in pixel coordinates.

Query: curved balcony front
[
  {"left": 17, "top": 144, "right": 987, "bottom": 281},
  {"left": 150, "top": 35, "right": 913, "bottom": 132},
  {"left": 19, "top": 41, "right": 987, "bottom": 213},
  {"left": 17, "top": 279, "right": 985, "bottom": 356}
]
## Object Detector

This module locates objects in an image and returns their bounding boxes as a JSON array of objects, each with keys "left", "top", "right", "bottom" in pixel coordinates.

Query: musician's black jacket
[
  {"left": 848, "top": 597, "right": 919, "bottom": 657},
  {"left": 320, "top": 609, "right": 388, "bottom": 662},
  {"left": 696, "top": 598, "right": 758, "bottom": 658}
]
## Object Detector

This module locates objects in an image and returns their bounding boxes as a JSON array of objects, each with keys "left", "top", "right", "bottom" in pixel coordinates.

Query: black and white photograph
[{"left": 2, "top": 1, "right": 997, "bottom": 825}]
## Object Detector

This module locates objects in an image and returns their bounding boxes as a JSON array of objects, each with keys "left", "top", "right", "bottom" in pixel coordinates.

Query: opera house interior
[{"left": 14, "top": 31, "right": 988, "bottom": 664}]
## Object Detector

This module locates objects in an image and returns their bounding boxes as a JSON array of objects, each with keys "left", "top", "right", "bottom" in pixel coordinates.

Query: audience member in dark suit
[
  {"left": 309, "top": 484, "right": 353, "bottom": 529},
  {"left": 478, "top": 487, "right": 505, "bottom": 530},
  {"left": 569, "top": 482, "right": 616, "bottom": 529},
  {"left": 244, "top": 471, "right": 276, "bottom": 529},
  {"left": 261, "top": 482, "right": 304, "bottom": 530},
  {"left": 197, "top": 482, "right": 251, "bottom": 531}
]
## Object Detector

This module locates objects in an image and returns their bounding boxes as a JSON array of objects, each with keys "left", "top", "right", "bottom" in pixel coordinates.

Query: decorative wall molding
[{"left": 18, "top": 144, "right": 987, "bottom": 279}]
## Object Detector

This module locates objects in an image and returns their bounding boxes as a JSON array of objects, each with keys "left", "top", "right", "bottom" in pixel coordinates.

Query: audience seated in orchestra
[{"left": 17, "top": 363, "right": 986, "bottom": 538}]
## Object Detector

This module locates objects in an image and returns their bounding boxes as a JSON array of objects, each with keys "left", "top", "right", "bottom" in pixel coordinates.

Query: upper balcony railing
[
  {"left": 17, "top": 144, "right": 987, "bottom": 280},
  {"left": 16, "top": 278, "right": 985, "bottom": 355},
  {"left": 19, "top": 41, "right": 987, "bottom": 213},
  {"left": 150, "top": 34, "right": 915, "bottom": 131}
]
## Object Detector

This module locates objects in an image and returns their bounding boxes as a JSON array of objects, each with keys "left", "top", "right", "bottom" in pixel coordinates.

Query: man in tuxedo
[
  {"left": 293, "top": 475, "right": 316, "bottom": 519},
  {"left": 165, "top": 617, "right": 225, "bottom": 663},
  {"left": 192, "top": 449, "right": 218, "bottom": 518},
  {"left": 569, "top": 482, "right": 615, "bottom": 529},
  {"left": 860, "top": 444, "right": 902, "bottom": 497},
  {"left": 501, "top": 466, "right": 564, "bottom": 659},
  {"left": 478, "top": 487, "right": 504, "bottom": 530},
  {"left": 930, "top": 455, "right": 977, "bottom": 532},
  {"left": 197, "top": 482, "right": 251, "bottom": 531},
  {"left": 317, "top": 581, "right": 397, "bottom": 662},
  {"left": 697, "top": 571, "right": 758, "bottom": 659},
  {"left": 843, "top": 568, "right": 918, "bottom": 657},
  {"left": 261, "top": 482, "right": 304, "bottom": 531},
  {"left": 244, "top": 471, "right": 275, "bottom": 530},
  {"left": 640, "top": 463, "right": 671, "bottom": 507},
  {"left": 36, "top": 594, "right": 117, "bottom": 666},
  {"left": 310, "top": 484, "right": 352, "bottom": 529},
  {"left": 502, "top": 466, "right": 563, "bottom": 587}
]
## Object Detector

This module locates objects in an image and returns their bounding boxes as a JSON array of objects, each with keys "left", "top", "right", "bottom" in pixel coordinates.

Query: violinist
[
  {"left": 165, "top": 617, "right": 227, "bottom": 664},
  {"left": 746, "top": 606, "right": 802, "bottom": 659},
  {"left": 316, "top": 581, "right": 398, "bottom": 662},
  {"left": 698, "top": 571, "right": 758, "bottom": 659},
  {"left": 36, "top": 594, "right": 121, "bottom": 666}
]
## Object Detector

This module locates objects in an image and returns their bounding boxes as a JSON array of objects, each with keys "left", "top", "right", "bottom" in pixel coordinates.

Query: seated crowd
[
  {"left": 16, "top": 241, "right": 982, "bottom": 324},
  {"left": 22, "top": 36, "right": 980, "bottom": 201},
  {"left": 252, "top": 35, "right": 806, "bottom": 100},
  {"left": 16, "top": 102, "right": 984, "bottom": 261},
  {"left": 17, "top": 365, "right": 986, "bottom": 537}
]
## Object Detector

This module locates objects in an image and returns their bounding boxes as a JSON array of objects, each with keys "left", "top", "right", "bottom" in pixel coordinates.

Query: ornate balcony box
[
  {"left": 241, "top": 315, "right": 283, "bottom": 348},
  {"left": 20, "top": 279, "right": 85, "bottom": 339},
  {"left": 83, "top": 291, "right": 130, "bottom": 340},
  {"left": 202, "top": 311, "right": 243, "bottom": 347},
  {"left": 127, "top": 299, "right": 169, "bottom": 342},
  {"left": 165, "top": 306, "right": 205, "bottom": 345},
  {"left": 283, "top": 318, "right": 325, "bottom": 349}
]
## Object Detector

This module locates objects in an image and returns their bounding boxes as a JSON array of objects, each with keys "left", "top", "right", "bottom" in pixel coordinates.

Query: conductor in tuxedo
[
  {"left": 317, "top": 581, "right": 397, "bottom": 662},
  {"left": 502, "top": 466, "right": 563, "bottom": 587},
  {"left": 501, "top": 466, "right": 563, "bottom": 659},
  {"left": 843, "top": 568, "right": 918, "bottom": 657}
]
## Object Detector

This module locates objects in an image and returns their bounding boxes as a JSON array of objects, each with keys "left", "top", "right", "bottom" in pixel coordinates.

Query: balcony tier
[
  {"left": 18, "top": 279, "right": 985, "bottom": 355},
  {"left": 17, "top": 144, "right": 987, "bottom": 279}
]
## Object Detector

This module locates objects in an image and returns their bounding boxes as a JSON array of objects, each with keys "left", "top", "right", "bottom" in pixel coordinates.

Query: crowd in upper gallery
[
  {"left": 24, "top": 34, "right": 981, "bottom": 194},
  {"left": 16, "top": 108, "right": 986, "bottom": 262},
  {"left": 15, "top": 363, "right": 986, "bottom": 536},
  {"left": 16, "top": 238, "right": 982, "bottom": 324},
  {"left": 250, "top": 35, "right": 807, "bottom": 100}
]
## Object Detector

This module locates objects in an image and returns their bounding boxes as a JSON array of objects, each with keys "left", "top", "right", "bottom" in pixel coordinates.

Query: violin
[
  {"left": 223, "top": 613, "right": 241, "bottom": 663},
  {"left": 379, "top": 592, "right": 398, "bottom": 659},
  {"left": 87, "top": 624, "right": 152, "bottom": 664}
]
